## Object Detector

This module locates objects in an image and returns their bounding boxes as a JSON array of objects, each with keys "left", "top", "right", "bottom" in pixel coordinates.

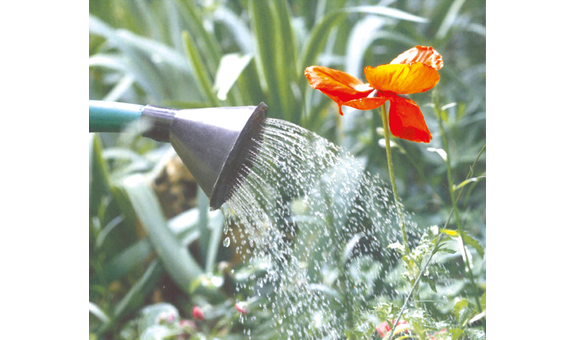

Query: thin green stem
[
  {"left": 386, "top": 208, "right": 455, "bottom": 340},
  {"left": 434, "top": 104, "right": 483, "bottom": 320},
  {"left": 381, "top": 104, "right": 409, "bottom": 254},
  {"left": 385, "top": 143, "right": 486, "bottom": 340}
]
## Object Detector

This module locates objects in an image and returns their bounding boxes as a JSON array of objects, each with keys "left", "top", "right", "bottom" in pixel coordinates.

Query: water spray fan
[{"left": 89, "top": 100, "right": 268, "bottom": 210}]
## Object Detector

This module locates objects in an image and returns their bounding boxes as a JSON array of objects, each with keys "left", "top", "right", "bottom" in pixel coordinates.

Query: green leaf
[
  {"left": 299, "top": 6, "right": 428, "bottom": 74},
  {"left": 189, "top": 272, "right": 225, "bottom": 295},
  {"left": 89, "top": 15, "right": 191, "bottom": 100},
  {"left": 249, "top": 0, "right": 298, "bottom": 122},
  {"left": 273, "top": 0, "right": 298, "bottom": 72},
  {"left": 182, "top": 30, "right": 220, "bottom": 107},
  {"left": 427, "top": 147, "right": 447, "bottom": 161},
  {"left": 137, "top": 302, "right": 180, "bottom": 334},
  {"left": 308, "top": 283, "right": 342, "bottom": 300},
  {"left": 340, "top": 233, "right": 362, "bottom": 265},
  {"left": 422, "top": 276, "right": 437, "bottom": 293},
  {"left": 450, "top": 328, "right": 465, "bottom": 340},
  {"left": 89, "top": 301, "right": 110, "bottom": 325},
  {"left": 88, "top": 15, "right": 187, "bottom": 71},
  {"left": 122, "top": 174, "right": 203, "bottom": 291},
  {"left": 452, "top": 298, "right": 469, "bottom": 325},
  {"left": 461, "top": 231, "right": 485, "bottom": 259},
  {"left": 176, "top": 0, "right": 221, "bottom": 74},
  {"left": 213, "top": 53, "right": 253, "bottom": 101},
  {"left": 453, "top": 176, "right": 485, "bottom": 191},
  {"left": 89, "top": 134, "right": 110, "bottom": 218},
  {"left": 205, "top": 211, "right": 224, "bottom": 273},
  {"left": 348, "top": 6, "right": 430, "bottom": 23},
  {"left": 140, "top": 325, "right": 173, "bottom": 340},
  {"left": 298, "top": 9, "right": 346, "bottom": 75},
  {"left": 468, "top": 311, "right": 485, "bottom": 326},
  {"left": 104, "top": 238, "right": 153, "bottom": 283},
  {"left": 106, "top": 259, "right": 163, "bottom": 333},
  {"left": 213, "top": 6, "right": 254, "bottom": 53},
  {"left": 388, "top": 241, "right": 405, "bottom": 254},
  {"left": 435, "top": 0, "right": 467, "bottom": 41}
]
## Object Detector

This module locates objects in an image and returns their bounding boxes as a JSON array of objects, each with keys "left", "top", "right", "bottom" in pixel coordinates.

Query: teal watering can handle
[{"left": 89, "top": 100, "right": 145, "bottom": 132}]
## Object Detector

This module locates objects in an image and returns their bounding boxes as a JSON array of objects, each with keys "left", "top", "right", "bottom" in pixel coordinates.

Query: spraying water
[{"left": 221, "top": 118, "right": 420, "bottom": 339}]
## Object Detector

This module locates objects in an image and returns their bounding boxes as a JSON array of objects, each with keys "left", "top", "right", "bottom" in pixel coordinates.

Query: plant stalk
[
  {"left": 434, "top": 104, "right": 484, "bottom": 319},
  {"left": 381, "top": 104, "right": 410, "bottom": 254},
  {"left": 386, "top": 143, "right": 486, "bottom": 339}
]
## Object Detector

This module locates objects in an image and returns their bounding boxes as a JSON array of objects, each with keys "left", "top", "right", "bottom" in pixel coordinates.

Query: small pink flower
[
  {"left": 376, "top": 319, "right": 409, "bottom": 337},
  {"left": 235, "top": 302, "right": 249, "bottom": 314},
  {"left": 191, "top": 306, "right": 204, "bottom": 320},
  {"left": 376, "top": 321, "right": 391, "bottom": 337}
]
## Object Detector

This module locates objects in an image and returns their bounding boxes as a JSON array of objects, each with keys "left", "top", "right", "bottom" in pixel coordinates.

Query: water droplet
[{"left": 223, "top": 237, "right": 231, "bottom": 247}]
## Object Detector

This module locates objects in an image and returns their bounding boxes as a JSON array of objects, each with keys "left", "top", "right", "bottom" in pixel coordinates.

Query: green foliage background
[{"left": 89, "top": 0, "right": 485, "bottom": 338}]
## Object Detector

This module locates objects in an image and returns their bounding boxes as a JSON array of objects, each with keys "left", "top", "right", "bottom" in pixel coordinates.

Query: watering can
[{"left": 89, "top": 100, "right": 268, "bottom": 209}]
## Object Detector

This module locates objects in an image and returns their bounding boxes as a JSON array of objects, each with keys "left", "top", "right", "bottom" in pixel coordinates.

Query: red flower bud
[
  {"left": 235, "top": 302, "right": 249, "bottom": 314},
  {"left": 191, "top": 306, "right": 204, "bottom": 320}
]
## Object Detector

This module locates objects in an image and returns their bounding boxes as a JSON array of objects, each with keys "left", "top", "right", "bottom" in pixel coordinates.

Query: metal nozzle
[{"left": 140, "top": 103, "right": 268, "bottom": 209}]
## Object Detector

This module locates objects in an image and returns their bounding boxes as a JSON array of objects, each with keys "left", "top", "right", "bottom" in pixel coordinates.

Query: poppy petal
[
  {"left": 364, "top": 63, "right": 440, "bottom": 95},
  {"left": 305, "top": 66, "right": 373, "bottom": 105},
  {"left": 388, "top": 96, "right": 432, "bottom": 143},
  {"left": 390, "top": 46, "right": 443, "bottom": 70},
  {"left": 342, "top": 97, "right": 387, "bottom": 112}
]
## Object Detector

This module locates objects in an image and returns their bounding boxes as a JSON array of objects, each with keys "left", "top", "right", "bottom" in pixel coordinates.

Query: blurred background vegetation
[{"left": 89, "top": 0, "right": 485, "bottom": 338}]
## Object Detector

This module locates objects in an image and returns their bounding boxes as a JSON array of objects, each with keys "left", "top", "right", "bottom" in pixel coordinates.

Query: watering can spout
[
  {"left": 89, "top": 100, "right": 268, "bottom": 209},
  {"left": 140, "top": 103, "right": 268, "bottom": 209}
]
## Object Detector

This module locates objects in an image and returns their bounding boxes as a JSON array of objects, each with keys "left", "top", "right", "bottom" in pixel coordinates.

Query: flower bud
[
  {"left": 191, "top": 306, "right": 204, "bottom": 320},
  {"left": 235, "top": 302, "right": 249, "bottom": 314}
]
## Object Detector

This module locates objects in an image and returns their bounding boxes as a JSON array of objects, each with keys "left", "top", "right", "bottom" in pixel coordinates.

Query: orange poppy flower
[{"left": 304, "top": 46, "right": 443, "bottom": 143}]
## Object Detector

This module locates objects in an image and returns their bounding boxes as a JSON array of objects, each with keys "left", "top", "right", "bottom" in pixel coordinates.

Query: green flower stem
[{"left": 381, "top": 104, "right": 410, "bottom": 254}]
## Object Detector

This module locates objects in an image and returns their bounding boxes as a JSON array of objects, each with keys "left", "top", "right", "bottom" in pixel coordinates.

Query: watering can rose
[{"left": 305, "top": 46, "right": 443, "bottom": 143}]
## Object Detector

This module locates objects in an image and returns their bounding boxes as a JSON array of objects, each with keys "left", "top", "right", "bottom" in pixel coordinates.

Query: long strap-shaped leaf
[
  {"left": 123, "top": 174, "right": 203, "bottom": 292},
  {"left": 298, "top": 6, "right": 429, "bottom": 75},
  {"left": 249, "top": 0, "right": 299, "bottom": 123},
  {"left": 183, "top": 30, "right": 220, "bottom": 107}
]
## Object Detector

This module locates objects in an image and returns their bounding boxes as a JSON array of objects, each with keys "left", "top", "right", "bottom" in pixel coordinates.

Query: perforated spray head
[{"left": 140, "top": 103, "right": 268, "bottom": 209}]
